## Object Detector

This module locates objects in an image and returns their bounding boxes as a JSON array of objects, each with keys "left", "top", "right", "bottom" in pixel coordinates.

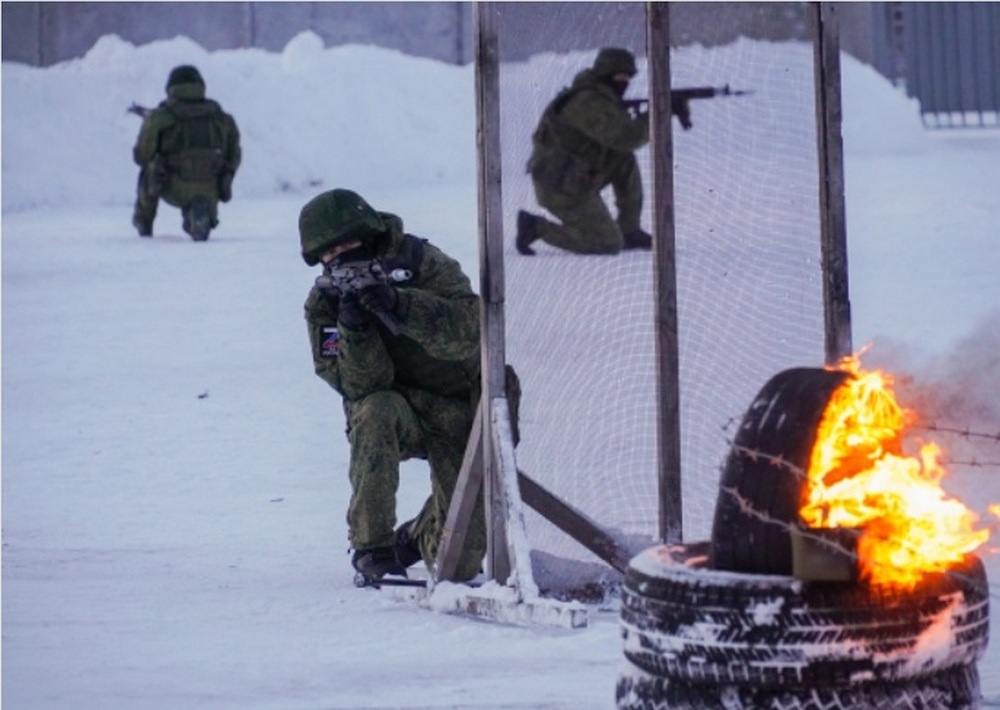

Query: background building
[{"left": 3, "top": 2, "right": 997, "bottom": 125}]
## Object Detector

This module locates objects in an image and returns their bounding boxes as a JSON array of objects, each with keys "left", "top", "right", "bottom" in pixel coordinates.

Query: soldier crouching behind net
[
  {"left": 517, "top": 47, "right": 653, "bottom": 256},
  {"left": 299, "top": 188, "right": 486, "bottom": 585}
]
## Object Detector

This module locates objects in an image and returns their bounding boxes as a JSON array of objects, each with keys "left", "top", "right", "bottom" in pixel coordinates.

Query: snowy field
[{"left": 3, "top": 32, "right": 1000, "bottom": 709}]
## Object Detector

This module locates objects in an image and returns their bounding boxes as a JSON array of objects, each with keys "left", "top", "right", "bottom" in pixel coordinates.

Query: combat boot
[
  {"left": 132, "top": 216, "right": 153, "bottom": 238},
  {"left": 623, "top": 228, "right": 653, "bottom": 250},
  {"left": 183, "top": 196, "right": 215, "bottom": 242},
  {"left": 516, "top": 210, "right": 540, "bottom": 255},
  {"left": 393, "top": 519, "right": 423, "bottom": 569},
  {"left": 352, "top": 546, "right": 407, "bottom": 583}
]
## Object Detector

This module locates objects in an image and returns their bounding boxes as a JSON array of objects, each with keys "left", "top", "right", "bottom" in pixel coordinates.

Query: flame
[{"left": 800, "top": 354, "right": 995, "bottom": 589}]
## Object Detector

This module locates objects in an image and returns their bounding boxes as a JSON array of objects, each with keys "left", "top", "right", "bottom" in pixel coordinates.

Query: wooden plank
[
  {"left": 473, "top": 1, "right": 512, "bottom": 584},
  {"left": 473, "top": 0, "right": 507, "bottom": 401},
  {"left": 422, "top": 583, "right": 589, "bottom": 629},
  {"left": 390, "top": 581, "right": 588, "bottom": 629},
  {"left": 647, "top": 2, "right": 683, "bottom": 545},
  {"left": 517, "top": 470, "right": 633, "bottom": 575},
  {"left": 433, "top": 405, "right": 484, "bottom": 582},
  {"left": 492, "top": 399, "right": 538, "bottom": 599},
  {"left": 813, "top": 2, "right": 853, "bottom": 363}
]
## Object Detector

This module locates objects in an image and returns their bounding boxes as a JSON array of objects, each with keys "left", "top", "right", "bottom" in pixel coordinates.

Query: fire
[{"left": 800, "top": 354, "right": 994, "bottom": 589}]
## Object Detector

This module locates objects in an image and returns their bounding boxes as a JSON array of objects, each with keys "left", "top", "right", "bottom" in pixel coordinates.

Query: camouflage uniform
[
  {"left": 523, "top": 48, "right": 650, "bottom": 254},
  {"left": 302, "top": 191, "right": 485, "bottom": 581},
  {"left": 132, "top": 65, "right": 241, "bottom": 240}
]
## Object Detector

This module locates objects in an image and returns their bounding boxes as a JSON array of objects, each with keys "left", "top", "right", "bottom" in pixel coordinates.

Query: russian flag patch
[{"left": 321, "top": 326, "right": 340, "bottom": 358}]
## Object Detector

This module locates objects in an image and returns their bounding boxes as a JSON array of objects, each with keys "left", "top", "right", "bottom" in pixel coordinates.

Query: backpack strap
[{"left": 383, "top": 234, "right": 426, "bottom": 281}]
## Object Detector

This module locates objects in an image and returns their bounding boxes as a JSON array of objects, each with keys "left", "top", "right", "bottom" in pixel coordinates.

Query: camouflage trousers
[
  {"left": 132, "top": 166, "right": 220, "bottom": 230},
  {"left": 532, "top": 151, "right": 643, "bottom": 254},
  {"left": 345, "top": 388, "right": 486, "bottom": 582}
]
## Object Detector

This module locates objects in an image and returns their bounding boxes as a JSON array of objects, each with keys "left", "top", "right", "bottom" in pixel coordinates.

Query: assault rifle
[
  {"left": 315, "top": 259, "right": 411, "bottom": 335},
  {"left": 127, "top": 102, "right": 152, "bottom": 119},
  {"left": 624, "top": 85, "right": 752, "bottom": 130}
]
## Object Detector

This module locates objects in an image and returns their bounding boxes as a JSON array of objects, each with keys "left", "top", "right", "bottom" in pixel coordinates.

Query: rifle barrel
[{"left": 672, "top": 86, "right": 724, "bottom": 100}]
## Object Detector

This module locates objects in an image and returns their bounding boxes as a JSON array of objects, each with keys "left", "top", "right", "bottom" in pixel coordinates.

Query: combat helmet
[
  {"left": 299, "top": 189, "right": 387, "bottom": 266},
  {"left": 592, "top": 47, "right": 637, "bottom": 78},
  {"left": 166, "top": 65, "right": 205, "bottom": 91}
]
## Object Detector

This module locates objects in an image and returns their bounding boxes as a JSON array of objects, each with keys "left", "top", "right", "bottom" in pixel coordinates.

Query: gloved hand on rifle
[
  {"left": 337, "top": 292, "right": 372, "bottom": 331},
  {"left": 337, "top": 284, "right": 399, "bottom": 331},
  {"left": 314, "top": 250, "right": 407, "bottom": 335},
  {"left": 356, "top": 282, "right": 398, "bottom": 317}
]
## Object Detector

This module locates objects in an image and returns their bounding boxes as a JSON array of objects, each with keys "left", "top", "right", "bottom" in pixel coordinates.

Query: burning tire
[
  {"left": 619, "top": 543, "right": 989, "bottom": 692},
  {"left": 710, "top": 367, "right": 851, "bottom": 575}
]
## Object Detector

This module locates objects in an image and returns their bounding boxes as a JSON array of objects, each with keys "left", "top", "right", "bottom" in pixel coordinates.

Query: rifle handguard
[
  {"left": 623, "top": 85, "right": 752, "bottom": 130},
  {"left": 372, "top": 308, "right": 404, "bottom": 336}
]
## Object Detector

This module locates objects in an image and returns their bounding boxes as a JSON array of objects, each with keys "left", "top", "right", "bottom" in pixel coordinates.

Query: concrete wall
[
  {"left": 496, "top": 3, "right": 875, "bottom": 64},
  {"left": 2, "top": 2, "right": 875, "bottom": 68},
  {"left": 2, "top": 2, "right": 473, "bottom": 67}
]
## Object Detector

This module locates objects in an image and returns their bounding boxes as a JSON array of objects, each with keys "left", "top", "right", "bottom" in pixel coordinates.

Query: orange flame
[{"left": 800, "top": 354, "right": 994, "bottom": 589}]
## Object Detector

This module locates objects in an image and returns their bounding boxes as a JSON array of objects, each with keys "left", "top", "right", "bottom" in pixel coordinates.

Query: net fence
[{"left": 490, "top": 3, "right": 828, "bottom": 593}]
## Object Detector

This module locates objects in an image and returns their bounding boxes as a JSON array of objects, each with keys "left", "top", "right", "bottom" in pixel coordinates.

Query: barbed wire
[
  {"left": 911, "top": 423, "right": 1000, "bottom": 442},
  {"left": 723, "top": 421, "right": 1000, "bottom": 468},
  {"left": 717, "top": 484, "right": 1000, "bottom": 602},
  {"left": 715, "top": 411, "right": 1000, "bottom": 598},
  {"left": 940, "top": 458, "right": 1000, "bottom": 469}
]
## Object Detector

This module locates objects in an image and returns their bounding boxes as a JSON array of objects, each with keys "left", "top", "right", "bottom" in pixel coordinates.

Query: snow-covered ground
[{"left": 3, "top": 32, "right": 999, "bottom": 709}]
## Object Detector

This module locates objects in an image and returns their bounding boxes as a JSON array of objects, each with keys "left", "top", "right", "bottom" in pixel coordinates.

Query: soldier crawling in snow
[
  {"left": 517, "top": 47, "right": 653, "bottom": 256},
  {"left": 131, "top": 65, "right": 241, "bottom": 241},
  {"left": 299, "top": 188, "right": 486, "bottom": 585}
]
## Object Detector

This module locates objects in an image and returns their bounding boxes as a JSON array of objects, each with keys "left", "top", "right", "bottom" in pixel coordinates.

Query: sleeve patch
[{"left": 321, "top": 326, "right": 340, "bottom": 358}]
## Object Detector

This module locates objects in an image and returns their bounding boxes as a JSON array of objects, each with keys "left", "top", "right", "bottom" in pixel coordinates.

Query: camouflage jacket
[
  {"left": 527, "top": 69, "right": 649, "bottom": 196},
  {"left": 132, "top": 82, "right": 241, "bottom": 182},
  {"left": 304, "top": 213, "right": 481, "bottom": 406}
]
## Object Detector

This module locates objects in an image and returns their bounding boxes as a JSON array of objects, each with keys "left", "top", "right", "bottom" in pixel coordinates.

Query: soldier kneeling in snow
[
  {"left": 300, "top": 188, "right": 485, "bottom": 584},
  {"left": 131, "top": 65, "right": 241, "bottom": 241}
]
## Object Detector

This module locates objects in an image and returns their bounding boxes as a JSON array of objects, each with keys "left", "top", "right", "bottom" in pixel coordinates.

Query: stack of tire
[{"left": 617, "top": 369, "right": 991, "bottom": 709}]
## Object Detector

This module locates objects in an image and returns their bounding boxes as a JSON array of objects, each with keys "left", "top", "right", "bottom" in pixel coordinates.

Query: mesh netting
[{"left": 491, "top": 4, "right": 827, "bottom": 591}]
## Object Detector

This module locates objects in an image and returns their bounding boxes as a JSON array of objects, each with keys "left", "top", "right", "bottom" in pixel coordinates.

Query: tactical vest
[
  {"left": 528, "top": 86, "right": 607, "bottom": 196},
  {"left": 531, "top": 87, "right": 606, "bottom": 165},
  {"left": 159, "top": 102, "right": 230, "bottom": 182},
  {"left": 381, "top": 234, "right": 479, "bottom": 400}
]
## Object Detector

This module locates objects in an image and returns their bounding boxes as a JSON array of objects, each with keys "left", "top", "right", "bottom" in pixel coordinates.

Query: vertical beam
[
  {"left": 813, "top": 2, "right": 853, "bottom": 364},
  {"left": 647, "top": 3, "right": 683, "bottom": 545},
  {"left": 473, "top": 1, "right": 511, "bottom": 583}
]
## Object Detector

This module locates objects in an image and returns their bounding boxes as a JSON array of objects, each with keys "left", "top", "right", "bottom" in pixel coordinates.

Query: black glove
[
  {"left": 337, "top": 292, "right": 371, "bottom": 330},
  {"left": 356, "top": 283, "right": 398, "bottom": 316}
]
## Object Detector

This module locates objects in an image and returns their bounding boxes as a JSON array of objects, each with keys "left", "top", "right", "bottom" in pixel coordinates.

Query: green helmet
[
  {"left": 166, "top": 65, "right": 204, "bottom": 91},
  {"left": 299, "top": 189, "right": 387, "bottom": 266},
  {"left": 592, "top": 47, "right": 637, "bottom": 78}
]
